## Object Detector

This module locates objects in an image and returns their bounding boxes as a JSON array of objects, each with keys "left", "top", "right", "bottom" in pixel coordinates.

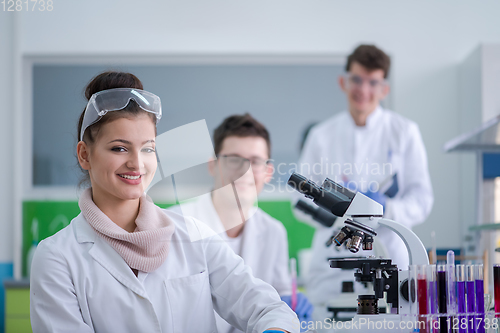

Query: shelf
[
  {"left": 469, "top": 223, "right": 500, "bottom": 231},
  {"left": 444, "top": 114, "right": 500, "bottom": 153}
]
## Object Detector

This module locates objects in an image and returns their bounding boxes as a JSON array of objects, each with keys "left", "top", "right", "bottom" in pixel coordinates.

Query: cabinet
[{"left": 445, "top": 43, "right": 500, "bottom": 292}]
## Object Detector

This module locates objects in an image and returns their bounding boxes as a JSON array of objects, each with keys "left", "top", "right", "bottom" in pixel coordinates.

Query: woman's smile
[{"left": 117, "top": 172, "right": 144, "bottom": 185}]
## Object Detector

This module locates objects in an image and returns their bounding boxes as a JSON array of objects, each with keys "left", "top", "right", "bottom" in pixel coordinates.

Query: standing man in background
[{"left": 295, "top": 44, "right": 434, "bottom": 323}]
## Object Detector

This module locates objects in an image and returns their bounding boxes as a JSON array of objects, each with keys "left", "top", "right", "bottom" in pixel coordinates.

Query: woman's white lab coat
[
  {"left": 30, "top": 210, "right": 299, "bottom": 333},
  {"left": 172, "top": 193, "right": 292, "bottom": 333}
]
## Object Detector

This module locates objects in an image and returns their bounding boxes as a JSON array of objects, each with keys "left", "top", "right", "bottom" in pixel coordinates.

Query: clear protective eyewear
[
  {"left": 345, "top": 74, "right": 387, "bottom": 92},
  {"left": 217, "top": 154, "right": 270, "bottom": 173},
  {"left": 80, "top": 88, "right": 162, "bottom": 141}
]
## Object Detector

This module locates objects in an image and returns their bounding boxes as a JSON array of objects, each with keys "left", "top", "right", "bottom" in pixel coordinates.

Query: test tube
[
  {"left": 427, "top": 265, "right": 438, "bottom": 332},
  {"left": 437, "top": 264, "right": 448, "bottom": 333},
  {"left": 290, "top": 258, "right": 297, "bottom": 311},
  {"left": 417, "top": 265, "right": 429, "bottom": 314},
  {"left": 446, "top": 251, "right": 457, "bottom": 315},
  {"left": 475, "top": 264, "right": 485, "bottom": 333},
  {"left": 456, "top": 265, "right": 466, "bottom": 333},
  {"left": 466, "top": 265, "right": 476, "bottom": 333},
  {"left": 427, "top": 265, "right": 438, "bottom": 315},
  {"left": 494, "top": 264, "right": 500, "bottom": 317},
  {"left": 417, "top": 265, "right": 429, "bottom": 333}
]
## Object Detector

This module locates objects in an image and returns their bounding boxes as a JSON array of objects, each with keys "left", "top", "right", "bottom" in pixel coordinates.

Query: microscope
[{"left": 288, "top": 173, "right": 429, "bottom": 332}]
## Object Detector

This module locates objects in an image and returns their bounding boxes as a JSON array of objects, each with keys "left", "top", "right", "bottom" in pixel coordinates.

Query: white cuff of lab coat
[{"left": 253, "top": 308, "right": 300, "bottom": 333}]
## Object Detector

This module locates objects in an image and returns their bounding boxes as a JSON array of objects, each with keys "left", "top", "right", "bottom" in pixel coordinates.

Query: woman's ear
[{"left": 77, "top": 141, "right": 91, "bottom": 170}]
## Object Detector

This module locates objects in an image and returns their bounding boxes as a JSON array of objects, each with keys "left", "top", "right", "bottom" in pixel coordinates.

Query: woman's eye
[
  {"left": 142, "top": 147, "right": 156, "bottom": 153},
  {"left": 111, "top": 147, "right": 126, "bottom": 152}
]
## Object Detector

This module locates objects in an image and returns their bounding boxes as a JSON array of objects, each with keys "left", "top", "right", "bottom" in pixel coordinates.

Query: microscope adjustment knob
[{"left": 400, "top": 278, "right": 409, "bottom": 302}]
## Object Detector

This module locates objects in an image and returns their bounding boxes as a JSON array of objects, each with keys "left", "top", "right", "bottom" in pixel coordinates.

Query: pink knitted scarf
[{"left": 79, "top": 188, "right": 175, "bottom": 272}]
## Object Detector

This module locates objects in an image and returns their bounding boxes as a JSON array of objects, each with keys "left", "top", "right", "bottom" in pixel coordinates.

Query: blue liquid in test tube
[
  {"left": 466, "top": 265, "right": 476, "bottom": 333},
  {"left": 456, "top": 264, "right": 466, "bottom": 333},
  {"left": 475, "top": 264, "right": 485, "bottom": 333},
  {"left": 426, "top": 265, "right": 438, "bottom": 332}
]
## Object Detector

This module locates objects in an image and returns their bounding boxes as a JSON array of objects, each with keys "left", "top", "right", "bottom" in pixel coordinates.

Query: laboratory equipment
[
  {"left": 494, "top": 264, "right": 500, "bottom": 316},
  {"left": 427, "top": 265, "right": 438, "bottom": 313},
  {"left": 416, "top": 265, "right": 429, "bottom": 333},
  {"left": 467, "top": 265, "right": 476, "bottom": 333},
  {"left": 476, "top": 264, "right": 485, "bottom": 333},
  {"left": 437, "top": 265, "right": 448, "bottom": 333},
  {"left": 291, "top": 258, "right": 298, "bottom": 311},
  {"left": 457, "top": 264, "right": 467, "bottom": 333},
  {"left": 446, "top": 251, "right": 457, "bottom": 314},
  {"left": 287, "top": 172, "right": 429, "bottom": 332},
  {"left": 295, "top": 199, "right": 337, "bottom": 228}
]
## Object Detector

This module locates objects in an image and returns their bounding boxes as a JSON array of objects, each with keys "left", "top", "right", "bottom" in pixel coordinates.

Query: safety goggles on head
[
  {"left": 345, "top": 74, "right": 387, "bottom": 92},
  {"left": 80, "top": 88, "right": 162, "bottom": 141}
]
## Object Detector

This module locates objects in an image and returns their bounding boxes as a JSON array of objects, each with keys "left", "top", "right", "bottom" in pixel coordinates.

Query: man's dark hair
[
  {"left": 213, "top": 113, "right": 271, "bottom": 158},
  {"left": 346, "top": 44, "right": 391, "bottom": 78}
]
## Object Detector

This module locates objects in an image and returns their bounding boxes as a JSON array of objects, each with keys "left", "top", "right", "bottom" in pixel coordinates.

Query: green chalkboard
[
  {"left": 22, "top": 201, "right": 81, "bottom": 277},
  {"left": 23, "top": 200, "right": 314, "bottom": 277}
]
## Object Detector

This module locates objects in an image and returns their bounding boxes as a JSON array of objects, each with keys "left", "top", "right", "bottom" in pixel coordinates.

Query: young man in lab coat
[
  {"left": 172, "top": 114, "right": 312, "bottom": 333},
  {"left": 295, "top": 44, "right": 434, "bottom": 323}
]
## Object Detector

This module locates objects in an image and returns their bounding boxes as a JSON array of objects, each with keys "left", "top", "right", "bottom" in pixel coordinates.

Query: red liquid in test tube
[
  {"left": 494, "top": 265, "right": 500, "bottom": 317},
  {"left": 418, "top": 278, "right": 428, "bottom": 314},
  {"left": 417, "top": 265, "right": 429, "bottom": 333},
  {"left": 418, "top": 277, "right": 429, "bottom": 333}
]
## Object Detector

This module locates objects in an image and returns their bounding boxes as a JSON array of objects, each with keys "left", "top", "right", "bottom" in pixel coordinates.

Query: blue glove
[
  {"left": 280, "top": 293, "right": 314, "bottom": 332},
  {"left": 361, "top": 190, "right": 386, "bottom": 212}
]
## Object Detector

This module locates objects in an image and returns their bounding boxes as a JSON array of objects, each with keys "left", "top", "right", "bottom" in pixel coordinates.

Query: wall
[
  {"left": 30, "top": 63, "right": 347, "bottom": 187},
  {"left": 3, "top": 0, "right": 500, "bottom": 270},
  {"left": 0, "top": 4, "right": 14, "bottom": 263},
  {"left": 0, "top": 10, "right": 15, "bottom": 333}
]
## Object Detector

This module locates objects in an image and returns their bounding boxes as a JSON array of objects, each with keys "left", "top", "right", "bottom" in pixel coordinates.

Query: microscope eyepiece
[
  {"left": 287, "top": 172, "right": 353, "bottom": 217},
  {"left": 296, "top": 200, "right": 336, "bottom": 228},
  {"left": 287, "top": 173, "right": 322, "bottom": 199}
]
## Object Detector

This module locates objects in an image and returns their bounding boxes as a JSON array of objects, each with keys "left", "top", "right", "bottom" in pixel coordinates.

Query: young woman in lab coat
[{"left": 29, "top": 71, "right": 298, "bottom": 333}]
